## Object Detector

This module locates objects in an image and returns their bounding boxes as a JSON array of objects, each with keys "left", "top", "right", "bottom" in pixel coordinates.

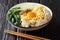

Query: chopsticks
[{"left": 4, "top": 30, "right": 50, "bottom": 40}]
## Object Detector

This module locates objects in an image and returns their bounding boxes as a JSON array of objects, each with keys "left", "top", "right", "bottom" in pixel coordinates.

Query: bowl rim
[{"left": 6, "top": 2, "right": 53, "bottom": 31}]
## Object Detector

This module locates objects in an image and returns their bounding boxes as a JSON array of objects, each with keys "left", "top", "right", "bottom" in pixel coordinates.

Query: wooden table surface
[{"left": 0, "top": 0, "right": 60, "bottom": 40}]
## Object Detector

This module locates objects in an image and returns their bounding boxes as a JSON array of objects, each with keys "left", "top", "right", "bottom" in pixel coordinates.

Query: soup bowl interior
[{"left": 7, "top": 2, "right": 53, "bottom": 31}]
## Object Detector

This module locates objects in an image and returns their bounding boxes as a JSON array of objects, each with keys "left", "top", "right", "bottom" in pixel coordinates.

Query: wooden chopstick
[{"left": 4, "top": 30, "right": 50, "bottom": 40}]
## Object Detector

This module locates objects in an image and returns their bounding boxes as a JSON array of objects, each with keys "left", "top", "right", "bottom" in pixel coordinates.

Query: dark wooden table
[{"left": 0, "top": 0, "right": 60, "bottom": 40}]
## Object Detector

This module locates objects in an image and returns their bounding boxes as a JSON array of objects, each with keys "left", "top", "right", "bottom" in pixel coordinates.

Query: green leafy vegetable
[{"left": 8, "top": 7, "right": 22, "bottom": 26}]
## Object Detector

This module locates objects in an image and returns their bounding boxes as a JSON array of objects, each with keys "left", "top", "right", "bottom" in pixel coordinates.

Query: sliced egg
[{"left": 27, "top": 12, "right": 36, "bottom": 19}]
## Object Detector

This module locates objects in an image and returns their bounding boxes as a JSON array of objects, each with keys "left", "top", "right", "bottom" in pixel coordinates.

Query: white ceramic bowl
[{"left": 7, "top": 2, "right": 53, "bottom": 31}]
